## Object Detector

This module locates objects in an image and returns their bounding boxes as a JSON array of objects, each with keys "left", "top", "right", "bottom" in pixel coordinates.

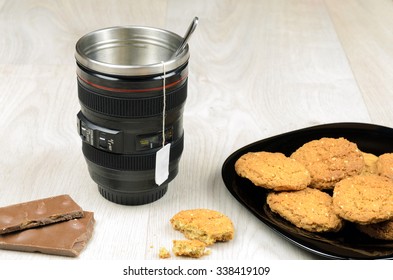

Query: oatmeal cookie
[
  {"left": 266, "top": 188, "right": 343, "bottom": 232},
  {"left": 290, "top": 137, "right": 364, "bottom": 189},
  {"left": 234, "top": 151, "right": 311, "bottom": 191},
  {"left": 357, "top": 220, "right": 393, "bottom": 241},
  {"left": 361, "top": 152, "right": 378, "bottom": 175},
  {"left": 333, "top": 174, "right": 393, "bottom": 224},
  {"left": 376, "top": 153, "right": 393, "bottom": 180},
  {"left": 170, "top": 209, "right": 234, "bottom": 245}
]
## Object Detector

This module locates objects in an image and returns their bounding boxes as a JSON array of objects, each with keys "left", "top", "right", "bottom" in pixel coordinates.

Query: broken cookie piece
[
  {"left": 172, "top": 240, "right": 210, "bottom": 258},
  {"left": 170, "top": 209, "right": 234, "bottom": 245},
  {"left": 0, "top": 211, "right": 95, "bottom": 257},
  {"left": 0, "top": 194, "right": 84, "bottom": 234}
]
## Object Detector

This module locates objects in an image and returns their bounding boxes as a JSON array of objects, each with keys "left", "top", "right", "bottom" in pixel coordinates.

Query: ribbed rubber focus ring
[{"left": 78, "top": 79, "right": 188, "bottom": 118}]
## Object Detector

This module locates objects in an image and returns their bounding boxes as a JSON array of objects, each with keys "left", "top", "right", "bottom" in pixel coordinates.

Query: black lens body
[{"left": 76, "top": 63, "right": 187, "bottom": 205}]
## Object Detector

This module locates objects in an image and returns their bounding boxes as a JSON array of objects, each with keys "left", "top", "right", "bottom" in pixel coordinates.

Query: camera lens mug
[{"left": 75, "top": 26, "right": 189, "bottom": 205}]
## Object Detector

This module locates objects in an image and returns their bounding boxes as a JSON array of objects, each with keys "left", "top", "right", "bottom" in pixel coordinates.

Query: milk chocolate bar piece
[
  {"left": 0, "top": 195, "right": 84, "bottom": 234},
  {"left": 0, "top": 211, "right": 95, "bottom": 257}
]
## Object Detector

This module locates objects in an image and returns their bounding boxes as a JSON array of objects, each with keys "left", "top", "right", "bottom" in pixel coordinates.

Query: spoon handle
[{"left": 172, "top": 17, "right": 199, "bottom": 58}]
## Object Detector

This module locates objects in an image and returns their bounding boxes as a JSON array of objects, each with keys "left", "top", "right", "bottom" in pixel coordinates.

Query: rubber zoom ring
[
  {"left": 82, "top": 134, "right": 184, "bottom": 171},
  {"left": 78, "top": 79, "right": 187, "bottom": 118}
]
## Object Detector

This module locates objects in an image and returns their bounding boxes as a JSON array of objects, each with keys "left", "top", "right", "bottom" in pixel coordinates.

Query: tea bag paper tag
[{"left": 155, "top": 143, "right": 171, "bottom": 185}]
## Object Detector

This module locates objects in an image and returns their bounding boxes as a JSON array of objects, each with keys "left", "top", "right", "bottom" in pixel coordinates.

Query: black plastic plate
[{"left": 222, "top": 123, "right": 393, "bottom": 259}]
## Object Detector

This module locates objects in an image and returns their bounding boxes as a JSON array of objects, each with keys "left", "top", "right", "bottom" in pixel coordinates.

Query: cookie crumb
[{"left": 158, "top": 247, "right": 171, "bottom": 259}]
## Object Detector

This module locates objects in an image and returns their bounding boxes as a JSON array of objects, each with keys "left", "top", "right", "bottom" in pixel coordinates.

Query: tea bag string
[
  {"left": 161, "top": 61, "right": 166, "bottom": 147},
  {"left": 154, "top": 61, "right": 170, "bottom": 186}
]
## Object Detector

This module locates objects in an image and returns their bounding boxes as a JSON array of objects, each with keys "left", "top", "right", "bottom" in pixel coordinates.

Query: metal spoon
[{"left": 171, "top": 17, "right": 199, "bottom": 58}]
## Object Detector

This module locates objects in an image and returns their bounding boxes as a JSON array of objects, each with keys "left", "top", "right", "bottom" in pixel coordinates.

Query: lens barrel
[{"left": 75, "top": 26, "right": 189, "bottom": 205}]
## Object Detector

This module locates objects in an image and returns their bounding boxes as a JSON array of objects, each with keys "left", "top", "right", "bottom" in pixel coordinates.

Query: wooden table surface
[{"left": 1, "top": 0, "right": 393, "bottom": 260}]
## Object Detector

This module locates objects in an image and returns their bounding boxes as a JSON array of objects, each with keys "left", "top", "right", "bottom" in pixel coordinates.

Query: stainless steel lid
[{"left": 75, "top": 26, "right": 189, "bottom": 76}]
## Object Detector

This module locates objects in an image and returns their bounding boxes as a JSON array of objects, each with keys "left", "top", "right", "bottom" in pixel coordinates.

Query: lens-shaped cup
[{"left": 75, "top": 26, "right": 189, "bottom": 205}]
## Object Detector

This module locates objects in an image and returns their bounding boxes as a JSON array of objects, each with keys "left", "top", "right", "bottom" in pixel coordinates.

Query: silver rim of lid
[{"left": 75, "top": 25, "right": 190, "bottom": 76}]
